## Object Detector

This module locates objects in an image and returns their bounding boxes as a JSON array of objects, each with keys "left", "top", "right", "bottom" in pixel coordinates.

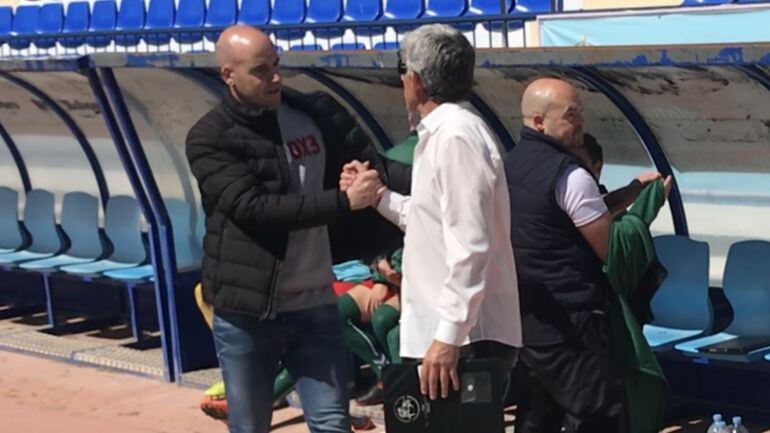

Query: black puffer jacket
[{"left": 186, "top": 88, "right": 410, "bottom": 319}]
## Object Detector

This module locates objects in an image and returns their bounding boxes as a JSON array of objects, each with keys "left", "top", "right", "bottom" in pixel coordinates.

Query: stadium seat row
[
  {"left": 646, "top": 235, "right": 770, "bottom": 363},
  {"left": 0, "top": 0, "right": 547, "bottom": 50}
]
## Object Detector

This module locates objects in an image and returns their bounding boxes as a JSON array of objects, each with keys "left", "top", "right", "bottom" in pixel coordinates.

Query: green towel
[
  {"left": 604, "top": 179, "right": 668, "bottom": 433},
  {"left": 384, "top": 131, "right": 418, "bottom": 165}
]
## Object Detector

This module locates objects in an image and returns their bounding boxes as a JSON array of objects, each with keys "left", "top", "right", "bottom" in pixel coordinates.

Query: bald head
[
  {"left": 217, "top": 25, "right": 282, "bottom": 107},
  {"left": 216, "top": 25, "right": 273, "bottom": 68},
  {"left": 521, "top": 78, "right": 584, "bottom": 148}
]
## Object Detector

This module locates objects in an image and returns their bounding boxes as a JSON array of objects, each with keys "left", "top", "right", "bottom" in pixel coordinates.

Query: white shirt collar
[{"left": 416, "top": 101, "right": 471, "bottom": 136}]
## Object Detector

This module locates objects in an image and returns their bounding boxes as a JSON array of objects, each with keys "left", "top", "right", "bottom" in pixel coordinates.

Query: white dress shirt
[{"left": 377, "top": 102, "right": 522, "bottom": 358}]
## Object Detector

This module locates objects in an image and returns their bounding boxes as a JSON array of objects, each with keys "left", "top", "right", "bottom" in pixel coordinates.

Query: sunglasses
[{"left": 397, "top": 50, "right": 408, "bottom": 75}]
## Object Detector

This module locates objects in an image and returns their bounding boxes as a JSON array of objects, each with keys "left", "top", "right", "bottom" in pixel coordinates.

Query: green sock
[
  {"left": 273, "top": 366, "right": 294, "bottom": 403},
  {"left": 386, "top": 325, "right": 401, "bottom": 364},
  {"left": 372, "top": 304, "right": 400, "bottom": 362},
  {"left": 338, "top": 293, "right": 388, "bottom": 378}
]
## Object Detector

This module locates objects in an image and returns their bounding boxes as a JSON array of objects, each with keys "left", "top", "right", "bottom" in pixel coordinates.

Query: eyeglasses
[{"left": 397, "top": 50, "right": 408, "bottom": 75}]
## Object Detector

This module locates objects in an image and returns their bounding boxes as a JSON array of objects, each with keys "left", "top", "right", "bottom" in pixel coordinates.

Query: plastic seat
[
  {"left": 332, "top": 42, "right": 366, "bottom": 50},
  {"left": 0, "top": 190, "right": 63, "bottom": 265},
  {"left": 60, "top": 196, "right": 146, "bottom": 276},
  {"left": 20, "top": 192, "right": 105, "bottom": 272},
  {"left": 237, "top": 0, "right": 270, "bottom": 26},
  {"left": 9, "top": 5, "right": 39, "bottom": 50},
  {"left": 382, "top": 0, "right": 423, "bottom": 37},
  {"left": 675, "top": 240, "right": 770, "bottom": 362},
  {"left": 144, "top": 0, "right": 175, "bottom": 45},
  {"left": 115, "top": 0, "right": 145, "bottom": 46},
  {"left": 271, "top": 0, "right": 305, "bottom": 40},
  {"left": 290, "top": 43, "right": 324, "bottom": 51},
  {"left": 468, "top": 0, "right": 513, "bottom": 14},
  {"left": 641, "top": 235, "right": 712, "bottom": 351},
  {"left": 103, "top": 198, "right": 199, "bottom": 281},
  {"left": 307, "top": 0, "right": 344, "bottom": 38},
  {"left": 86, "top": 0, "right": 117, "bottom": 48},
  {"left": 0, "top": 7, "right": 12, "bottom": 42},
  {"left": 513, "top": 0, "right": 553, "bottom": 13},
  {"left": 36, "top": 3, "right": 64, "bottom": 49},
  {"left": 204, "top": 0, "right": 237, "bottom": 42},
  {"left": 424, "top": 0, "right": 467, "bottom": 18},
  {"left": 173, "top": 0, "right": 205, "bottom": 44},
  {"left": 343, "top": 0, "right": 383, "bottom": 37},
  {"left": 0, "top": 187, "right": 26, "bottom": 254},
  {"left": 374, "top": 41, "right": 400, "bottom": 50},
  {"left": 61, "top": 2, "right": 90, "bottom": 48}
]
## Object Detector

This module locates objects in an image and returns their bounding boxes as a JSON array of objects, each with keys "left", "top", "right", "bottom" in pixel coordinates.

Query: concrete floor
[{"left": 3, "top": 347, "right": 770, "bottom": 433}]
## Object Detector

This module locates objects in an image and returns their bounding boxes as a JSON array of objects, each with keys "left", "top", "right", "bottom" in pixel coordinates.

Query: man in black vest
[{"left": 506, "top": 78, "right": 636, "bottom": 433}]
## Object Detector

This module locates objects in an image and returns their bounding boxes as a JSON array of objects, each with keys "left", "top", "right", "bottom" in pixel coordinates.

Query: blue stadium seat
[
  {"left": 20, "top": 192, "right": 105, "bottom": 271},
  {"left": 343, "top": 0, "right": 382, "bottom": 21},
  {"left": 86, "top": 0, "right": 117, "bottom": 48},
  {"left": 468, "top": 0, "right": 513, "bottom": 14},
  {"left": 0, "top": 187, "right": 26, "bottom": 254},
  {"left": 290, "top": 43, "right": 324, "bottom": 50},
  {"left": 0, "top": 190, "right": 63, "bottom": 265},
  {"left": 204, "top": 0, "right": 237, "bottom": 42},
  {"left": 374, "top": 41, "right": 400, "bottom": 50},
  {"left": 382, "top": 0, "right": 423, "bottom": 35},
  {"left": 9, "top": 5, "right": 40, "bottom": 50},
  {"left": 237, "top": 0, "right": 270, "bottom": 26},
  {"left": 513, "top": 0, "right": 552, "bottom": 13},
  {"left": 342, "top": 0, "right": 383, "bottom": 37},
  {"left": 383, "top": 0, "right": 424, "bottom": 19},
  {"left": 61, "top": 2, "right": 90, "bottom": 49},
  {"left": 145, "top": 0, "right": 175, "bottom": 45},
  {"left": 60, "top": 196, "right": 147, "bottom": 276},
  {"left": 675, "top": 240, "right": 770, "bottom": 362},
  {"left": 173, "top": 0, "right": 206, "bottom": 44},
  {"left": 424, "top": 0, "right": 468, "bottom": 18},
  {"left": 0, "top": 7, "right": 11, "bottom": 42},
  {"left": 307, "top": 0, "right": 344, "bottom": 38},
  {"left": 271, "top": 0, "right": 305, "bottom": 40},
  {"left": 115, "top": 0, "right": 145, "bottom": 46},
  {"left": 642, "top": 235, "right": 712, "bottom": 351},
  {"left": 36, "top": 3, "right": 64, "bottom": 49},
  {"left": 332, "top": 42, "right": 367, "bottom": 50},
  {"left": 103, "top": 198, "right": 199, "bottom": 281}
]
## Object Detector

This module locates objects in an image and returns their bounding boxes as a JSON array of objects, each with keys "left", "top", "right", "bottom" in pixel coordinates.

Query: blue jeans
[{"left": 213, "top": 304, "right": 351, "bottom": 433}]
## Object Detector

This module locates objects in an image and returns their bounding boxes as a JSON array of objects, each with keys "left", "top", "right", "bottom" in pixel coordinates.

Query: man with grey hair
[{"left": 343, "top": 23, "right": 521, "bottom": 404}]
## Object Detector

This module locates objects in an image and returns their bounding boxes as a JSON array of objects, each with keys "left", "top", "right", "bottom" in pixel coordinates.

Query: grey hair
[{"left": 401, "top": 24, "right": 475, "bottom": 103}]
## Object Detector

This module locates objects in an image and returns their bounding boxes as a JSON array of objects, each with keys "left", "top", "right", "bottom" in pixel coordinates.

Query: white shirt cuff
[
  {"left": 434, "top": 319, "right": 472, "bottom": 347},
  {"left": 376, "top": 189, "right": 407, "bottom": 231}
]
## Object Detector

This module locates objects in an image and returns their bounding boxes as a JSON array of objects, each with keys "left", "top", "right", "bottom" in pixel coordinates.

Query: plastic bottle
[
  {"left": 729, "top": 416, "right": 750, "bottom": 433},
  {"left": 707, "top": 414, "right": 724, "bottom": 433}
]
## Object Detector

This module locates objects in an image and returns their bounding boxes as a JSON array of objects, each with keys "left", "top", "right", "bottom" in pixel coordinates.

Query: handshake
[{"left": 340, "top": 160, "right": 387, "bottom": 210}]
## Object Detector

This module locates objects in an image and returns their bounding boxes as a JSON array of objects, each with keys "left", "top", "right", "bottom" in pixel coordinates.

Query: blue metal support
[
  {"left": 569, "top": 66, "right": 689, "bottom": 236},
  {"left": 85, "top": 67, "right": 174, "bottom": 382},
  {"left": 0, "top": 120, "right": 32, "bottom": 192},
  {"left": 98, "top": 67, "right": 189, "bottom": 383},
  {"left": 0, "top": 71, "right": 110, "bottom": 210},
  {"left": 298, "top": 67, "right": 395, "bottom": 150},
  {"left": 469, "top": 92, "right": 517, "bottom": 151}
]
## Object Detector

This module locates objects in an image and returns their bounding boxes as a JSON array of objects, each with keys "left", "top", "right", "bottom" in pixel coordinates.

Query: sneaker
[
  {"left": 204, "top": 381, "right": 226, "bottom": 400},
  {"left": 200, "top": 395, "right": 228, "bottom": 421},
  {"left": 351, "top": 414, "right": 376, "bottom": 431},
  {"left": 355, "top": 381, "right": 384, "bottom": 406}
]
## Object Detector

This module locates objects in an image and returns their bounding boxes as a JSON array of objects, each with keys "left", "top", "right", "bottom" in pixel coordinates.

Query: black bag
[{"left": 382, "top": 358, "right": 507, "bottom": 433}]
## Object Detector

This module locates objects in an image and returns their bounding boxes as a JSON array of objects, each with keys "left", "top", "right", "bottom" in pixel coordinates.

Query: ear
[
  {"left": 221, "top": 65, "right": 234, "bottom": 86},
  {"left": 412, "top": 73, "right": 428, "bottom": 100},
  {"left": 532, "top": 114, "right": 546, "bottom": 132}
]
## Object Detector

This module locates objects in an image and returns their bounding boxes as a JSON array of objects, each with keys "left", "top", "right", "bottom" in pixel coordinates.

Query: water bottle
[
  {"left": 707, "top": 414, "right": 724, "bottom": 433},
  {"left": 717, "top": 421, "right": 728, "bottom": 432},
  {"left": 729, "top": 416, "right": 750, "bottom": 433}
]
